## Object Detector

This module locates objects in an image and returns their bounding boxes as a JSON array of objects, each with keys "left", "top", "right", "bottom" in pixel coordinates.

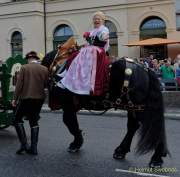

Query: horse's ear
[
  {"left": 61, "top": 36, "right": 76, "bottom": 49},
  {"left": 57, "top": 44, "right": 62, "bottom": 49}
]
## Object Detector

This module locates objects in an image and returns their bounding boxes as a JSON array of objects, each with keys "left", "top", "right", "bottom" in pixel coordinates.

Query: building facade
[{"left": 0, "top": 0, "right": 179, "bottom": 60}]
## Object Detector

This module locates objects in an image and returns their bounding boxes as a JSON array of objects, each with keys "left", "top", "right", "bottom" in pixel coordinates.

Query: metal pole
[{"left": 43, "top": 0, "right": 47, "bottom": 54}]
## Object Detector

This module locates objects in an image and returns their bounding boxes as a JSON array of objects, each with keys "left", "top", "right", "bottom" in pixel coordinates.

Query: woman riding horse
[
  {"left": 44, "top": 11, "right": 111, "bottom": 154},
  {"left": 63, "top": 11, "right": 110, "bottom": 150},
  {"left": 42, "top": 11, "right": 169, "bottom": 168}
]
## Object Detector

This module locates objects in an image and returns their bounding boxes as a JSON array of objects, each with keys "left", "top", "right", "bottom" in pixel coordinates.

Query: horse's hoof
[
  {"left": 149, "top": 161, "right": 163, "bottom": 168},
  {"left": 67, "top": 147, "right": 80, "bottom": 153},
  {"left": 67, "top": 143, "right": 81, "bottom": 153},
  {"left": 113, "top": 147, "right": 127, "bottom": 160},
  {"left": 113, "top": 152, "right": 126, "bottom": 159}
]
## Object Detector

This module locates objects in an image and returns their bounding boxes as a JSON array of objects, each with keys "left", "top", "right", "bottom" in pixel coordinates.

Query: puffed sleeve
[
  {"left": 99, "top": 26, "right": 109, "bottom": 41},
  {"left": 99, "top": 26, "right": 110, "bottom": 51}
]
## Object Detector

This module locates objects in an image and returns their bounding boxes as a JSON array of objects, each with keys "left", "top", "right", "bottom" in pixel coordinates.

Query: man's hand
[{"left": 11, "top": 100, "right": 17, "bottom": 107}]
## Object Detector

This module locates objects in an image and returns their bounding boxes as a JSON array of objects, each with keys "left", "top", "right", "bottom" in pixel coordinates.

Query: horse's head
[
  {"left": 57, "top": 37, "right": 78, "bottom": 60},
  {"left": 49, "top": 37, "right": 78, "bottom": 72}
]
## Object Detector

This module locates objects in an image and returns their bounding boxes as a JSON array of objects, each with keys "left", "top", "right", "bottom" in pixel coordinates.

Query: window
[
  {"left": 140, "top": 16, "right": 167, "bottom": 59},
  {"left": 140, "top": 16, "right": 166, "bottom": 39},
  {"left": 105, "top": 20, "right": 118, "bottom": 57},
  {"left": 53, "top": 24, "right": 73, "bottom": 50},
  {"left": 176, "top": 14, "right": 180, "bottom": 30},
  {"left": 11, "top": 31, "right": 23, "bottom": 57},
  {"left": 176, "top": 0, "right": 180, "bottom": 30},
  {"left": 141, "top": 18, "right": 166, "bottom": 30}
]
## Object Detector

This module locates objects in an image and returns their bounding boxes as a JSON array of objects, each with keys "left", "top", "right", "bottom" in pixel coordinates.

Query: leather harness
[{"left": 105, "top": 58, "right": 146, "bottom": 111}]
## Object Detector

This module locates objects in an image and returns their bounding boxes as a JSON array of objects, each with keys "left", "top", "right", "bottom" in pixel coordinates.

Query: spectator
[
  {"left": 139, "top": 58, "right": 144, "bottom": 65},
  {"left": 139, "top": 58, "right": 149, "bottom": 68},
  {"left": 160, "top": 59, "right": 175, "bottom": 91},
  {"left": 160, "top": 59, "right": 174, "bottom": 79},
  {"left": 159, "top": 60, "right": 164, "bottom": 67},
  {"left": 174, "top": 54, "right": 180, "bottom": 77},
  {"left": 152, "top": 59, "right": 161, "bottom": 79},
  {"left": 145, "top": 54, "right": 154, "bottom": 68},
  {"left": 168, "top": 57, "right": 173, "bottom": 65},
  {"left": 175, "top": 60, "right": 180, "bottom": 86}
]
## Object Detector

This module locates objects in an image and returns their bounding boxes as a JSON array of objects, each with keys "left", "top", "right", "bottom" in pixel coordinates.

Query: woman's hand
[{"left": 83, "top": 32, "right": 90, "bottom": 39}]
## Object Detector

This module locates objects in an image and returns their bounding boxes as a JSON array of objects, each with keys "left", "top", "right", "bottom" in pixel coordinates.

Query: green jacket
[{"left": 160, "top": 65, "right": 174, "bottom": 79}]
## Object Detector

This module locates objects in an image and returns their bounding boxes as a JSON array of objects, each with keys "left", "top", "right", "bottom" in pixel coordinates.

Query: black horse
[{"left": 42, "top": 52, "right": 169, "bottom": 168}]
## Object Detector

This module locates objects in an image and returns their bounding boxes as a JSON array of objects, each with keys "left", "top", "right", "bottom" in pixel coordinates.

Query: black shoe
[
  {"left": 68, "top": 130, "right": 84, "bottom": 153},
  {"left": 27, "top": 126, "right": 39, "bottom": 155},
  {"left": 14, "top": 123, "right": 29, "bottom": 155},
  {"left": 113, "top": 147, "right": 127, "bottom": 160}
]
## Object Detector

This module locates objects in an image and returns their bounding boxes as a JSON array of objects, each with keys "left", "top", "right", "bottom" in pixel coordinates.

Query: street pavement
[{"left": 0, "top": 111, "right": 179, "bottom": 177}]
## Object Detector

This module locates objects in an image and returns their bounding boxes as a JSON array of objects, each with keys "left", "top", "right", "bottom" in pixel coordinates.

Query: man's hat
[{"left": 25, "top": 51, "right": 40, "bottom": 60}]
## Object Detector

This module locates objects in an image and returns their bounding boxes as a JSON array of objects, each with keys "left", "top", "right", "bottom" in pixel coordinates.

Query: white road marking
[{"left": 115, "top": 169, "right": 170, "bottom": 177}]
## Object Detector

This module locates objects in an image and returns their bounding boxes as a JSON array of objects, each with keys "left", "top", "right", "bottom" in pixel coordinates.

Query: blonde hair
[{"left": 93, "top": 11, "right": 106, "bottom": 21}]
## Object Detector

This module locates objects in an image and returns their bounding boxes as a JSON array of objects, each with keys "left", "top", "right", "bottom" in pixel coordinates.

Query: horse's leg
[
  {"left": 113, "top": 111, "right": 139, "bottom": 159},
  {"left": 62, "top": 92, "right": 83, "bottom": 152},
  {"left": 149, "top": 141, "right": 167, "bottom": 168}
]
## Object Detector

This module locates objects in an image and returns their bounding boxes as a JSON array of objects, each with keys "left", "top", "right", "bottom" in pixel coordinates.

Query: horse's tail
[{"left": 136, "top": 69, "right": 169, "bottom": 155}]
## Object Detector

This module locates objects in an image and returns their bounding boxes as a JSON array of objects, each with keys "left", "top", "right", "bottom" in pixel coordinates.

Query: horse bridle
[
  {"left": 114, "top": 58, "right": 145, "bottom": 111},
  {"left": 88, "top": 58, "right": 146, "bottom": 116},
  {"left": 101, "top": 58, "right": 145, "bottom": 113},
  {"left": 49, "top": 44, "right": 78, "bottom": 74}
]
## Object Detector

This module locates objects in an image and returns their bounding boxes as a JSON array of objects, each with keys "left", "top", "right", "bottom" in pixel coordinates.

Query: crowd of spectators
[{"left": 138, "top": 54, "right": 180, "bottom": 90}]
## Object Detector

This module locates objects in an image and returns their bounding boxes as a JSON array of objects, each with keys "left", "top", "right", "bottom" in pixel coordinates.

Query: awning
[{"left": 125, "top": 38, "right": 180, "bottom": 47}]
